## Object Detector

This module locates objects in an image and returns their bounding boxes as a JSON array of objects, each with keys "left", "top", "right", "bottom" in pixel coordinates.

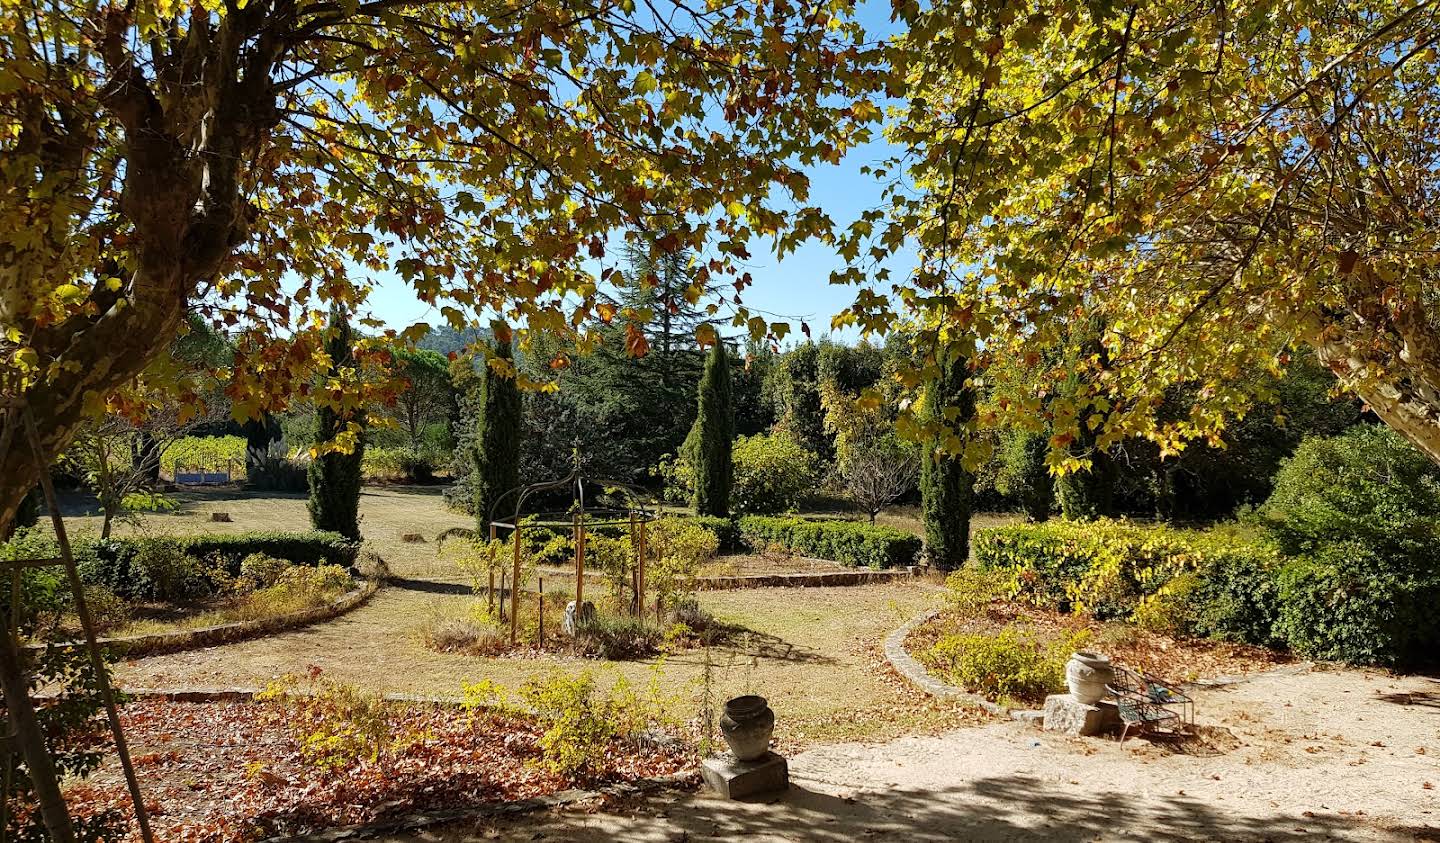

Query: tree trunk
[{"left": 1307, "top": 328, "right": 1440, "bottom": 466}]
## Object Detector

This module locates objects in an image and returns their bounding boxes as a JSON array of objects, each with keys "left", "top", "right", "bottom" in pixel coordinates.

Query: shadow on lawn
[{"left": 388, "top": 772, "right": 1388, "bottom": 842}]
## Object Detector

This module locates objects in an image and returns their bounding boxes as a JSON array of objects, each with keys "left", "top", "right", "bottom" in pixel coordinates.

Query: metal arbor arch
[{"left": 487, "top": 468, "right": 658, "bottom": 643}]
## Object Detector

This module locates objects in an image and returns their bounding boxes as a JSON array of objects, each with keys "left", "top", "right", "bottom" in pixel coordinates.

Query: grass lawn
[{"left": 46, "top": 486, "right": 981, "bottom": 745}]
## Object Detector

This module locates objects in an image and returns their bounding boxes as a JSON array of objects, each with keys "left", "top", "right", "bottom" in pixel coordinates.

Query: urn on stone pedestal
[
  {"left": 1065, "top": 651, "right": 1115, "bottom": 705},
  {"left": 719, "top": 695, "right": 775, "bottom": 761}
]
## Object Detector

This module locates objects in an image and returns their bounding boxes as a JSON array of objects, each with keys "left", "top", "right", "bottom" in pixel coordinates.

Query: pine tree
[
  {"left": 920, "top": 345, "right": 975, "bottom": 570},
  {"left": 692, "top": 341, "right": 734, "bottom": 517},
  {"left": 472, "top": 340, "right": 522, "bottom": 531},
  {"left": 308, "top": 307, "right": 366, "bottom": 540}
]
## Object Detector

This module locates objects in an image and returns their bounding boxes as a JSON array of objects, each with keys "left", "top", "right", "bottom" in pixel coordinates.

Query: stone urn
[
  {"left": 1065, "top": 651, "right": 1115, "bottom": 705},
  {"left": 719, "top": 695, "right": 775, "bottom": 761}
]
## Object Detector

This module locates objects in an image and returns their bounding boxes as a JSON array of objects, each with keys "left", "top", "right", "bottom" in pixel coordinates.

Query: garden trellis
[{"left": 488, "top": 468, "right": 658, "bottom": 645}]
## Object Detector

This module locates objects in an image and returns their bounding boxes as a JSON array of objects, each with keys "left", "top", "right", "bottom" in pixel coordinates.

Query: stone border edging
[
  {"left": 32, "top": 577, "right": 380, "bottom": 660},
  {"left": 695, "top": 566, "right": 919, "bottom": 590},
  {"left": 882, "top": 608, "right": 1008, "bottom": 716},
  {"left": 262, "top": 771, "right": 697, "bottom": 842}
]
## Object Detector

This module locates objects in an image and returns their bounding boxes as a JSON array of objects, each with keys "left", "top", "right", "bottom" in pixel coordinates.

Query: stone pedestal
[
  {"left": 700, "top": 751, "right": 789, "bottom": 799},
  {"left": 1042, "top": 693, "right": 1121, "bottom": 737}
]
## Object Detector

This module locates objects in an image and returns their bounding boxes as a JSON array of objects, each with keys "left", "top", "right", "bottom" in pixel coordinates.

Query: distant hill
[{"left": 417, "top": 324, "right": 490, "bottom": 356}]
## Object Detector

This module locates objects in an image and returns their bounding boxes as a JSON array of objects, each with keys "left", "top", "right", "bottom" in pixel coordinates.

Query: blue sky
[{"left": 364, "top": 1, "right": 913, "bottom": 346}]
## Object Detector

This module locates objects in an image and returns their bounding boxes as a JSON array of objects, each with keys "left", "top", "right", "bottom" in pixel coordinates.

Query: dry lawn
[{"left": 73, "top": 486, "right": 967, "bottom": 744}]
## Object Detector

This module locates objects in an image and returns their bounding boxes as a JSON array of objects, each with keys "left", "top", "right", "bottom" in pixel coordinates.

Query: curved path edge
[
  {"left": 34, "top": 577, "right": 382, "bottom": 661},
  {"left": 883, "top": 608, "right": 1317, "bottom": 718},
  {"left": 882, "top": 608, "right": 1008, "bottom": 716}
]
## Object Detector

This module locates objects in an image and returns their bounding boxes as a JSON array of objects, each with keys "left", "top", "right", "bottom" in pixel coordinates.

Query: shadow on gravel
[{"left": 400, "top": 774, "right": 1398, "bottom": 842}]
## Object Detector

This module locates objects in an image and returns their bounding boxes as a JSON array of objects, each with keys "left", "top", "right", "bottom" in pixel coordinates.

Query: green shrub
[
  {"left": 1256, "top": 426, "right": 1440, "bottom": 666},
  {"left": 1259, "top": 425, "right": 1440, "bottom": 559},
  {"left": 62, "top": 531, "right": 355, "bottom": 602},
  {"left": 737, "top": 515, "right": 922, "bottom": 568},
  {"left": 1275, "top": 542, "right": 1440, "bottom": 667},
  {"left": 133, "top": 538, "right": 213, "bottom": 600},
  {"left": 732, "top": 431, "right": 818, "bottom": 514},
  {"left": 121, "top": 491, "right": 179, "bottom": 513},
  {"left": 974, "top": 520, "right": 1282, "bottom": 639},
  {"left": 942, "top": 566, "right": 1010, "bottom": 618},
  {"left": 924, "top": 627, "right": 1084, "bottom": 703},
  {"left": 239, "top": 553, "right": 291, "bottom": 588},
  {"left": 362, "top": 446, "right": 437, "bottom": 483},
  {"left": 683, "top": 514, "right": 740, "bottom": 553},
  {"left": 646, "top": 516, "right": 719, "bottom": 600}
]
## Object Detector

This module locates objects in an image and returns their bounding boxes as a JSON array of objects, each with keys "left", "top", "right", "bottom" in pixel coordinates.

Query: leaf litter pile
[{"left": 67, "top": 697, "right": 690, "bottom": 841}]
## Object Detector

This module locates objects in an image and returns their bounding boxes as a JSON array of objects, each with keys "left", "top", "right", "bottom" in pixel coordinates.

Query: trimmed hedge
[
  {"left": 738, "top": 515, "right": 922, "bottom": 569},
  {"left": 973, "top": 520, "right": 1281, "bottom": 641},
  {"left": 31, "top": 531, "right": 358, "bottom": 602}
]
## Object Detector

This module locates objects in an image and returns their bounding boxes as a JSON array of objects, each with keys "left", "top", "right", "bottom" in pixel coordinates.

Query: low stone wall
[
  {"left": 695, "top": 567, "right": 920, "bottom": 591},
  {"left": 32, "top": 577, "right": 380, "bottom": 660},
  {"left": 882, "top": 608, "right": 1007, "bottom": 716}
]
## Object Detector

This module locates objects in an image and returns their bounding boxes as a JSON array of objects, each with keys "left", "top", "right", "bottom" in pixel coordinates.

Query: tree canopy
[
  {"left": 0, "top": 0, "right": 885, "bottom": 526},
  {"left": 842, "top": 0, "right": 1440, "bottom": 467}
]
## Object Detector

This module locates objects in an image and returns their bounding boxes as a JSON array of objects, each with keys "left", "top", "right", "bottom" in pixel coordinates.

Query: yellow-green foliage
[
  {"left": 925, "top": 627, "right": 1089, "bottom": 703},
  {"left": 974, "top": 519, "right": 1275, "bottom": 620},
  {"left": 121, "top": 491, "right": 179, "bottom": 513},
  {"left": 238, "top": 552, "right": 290, "bottom": 589},
  {"left": 461, "top": 667, "right": 674, "bottom": 776},
  {"left": 260, "top": 674, "right": 411, "bottom": 772},
  {"left": 442, "top": 536, "right": 534, "bottom": 594},
  {"left": 647, "top": 516, "right": 719, "bottom": 600},
  {"left": 942, "top": 566, "right": 1010, "bottom": 619},
  {"left": 163, "top": 436, "right": 246, "bottom": 478}
]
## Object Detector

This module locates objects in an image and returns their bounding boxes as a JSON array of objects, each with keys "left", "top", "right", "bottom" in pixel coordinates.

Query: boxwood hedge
[{"left": 737, "top": 515, "right": 922, "bottom": 569}]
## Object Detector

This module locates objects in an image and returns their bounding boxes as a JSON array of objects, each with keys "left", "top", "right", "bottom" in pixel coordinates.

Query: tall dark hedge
[
  {"left": 308, "top": 308, "right": 366, "bottom": 540},
  {"left": 692, "top": 341, "right": 734, "bottom": 517},
  {"left": 472, "top": 340, "right": 521, "bottom": 531},
  {"left": 920, "top": 345, "right": 975, "bottom": 570}
]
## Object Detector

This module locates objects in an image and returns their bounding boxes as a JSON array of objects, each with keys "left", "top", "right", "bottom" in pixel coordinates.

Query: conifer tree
[
  {"left": 472, "top": 341, "right": 522, "bottom": 531},
  {"left": 308, "top": 308, "right": 366, "bottom": 540},
  {"left": 692, "top": 341, "right": 734, "bottom": 517},
  {"left": 920, "top": 346, "right": 975, "bottom": 569}
]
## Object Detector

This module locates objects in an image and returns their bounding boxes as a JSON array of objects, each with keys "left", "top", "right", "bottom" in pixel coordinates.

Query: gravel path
[{"left": 372, "top": 667, "right": 1440, "bottom": 842}]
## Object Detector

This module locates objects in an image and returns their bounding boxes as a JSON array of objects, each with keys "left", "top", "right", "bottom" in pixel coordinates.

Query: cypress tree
[
  {"left": 308, "top": 307, "right": 366, "bottom": 540},
  {"left": 472, "top": 340, "right": 522, "bottom": 531},
  {"left": 920, "top": 345, "right": 975, "bottom": 570},
  {"left": 692, "top": 341, "right": 734, "bottom": 517}
]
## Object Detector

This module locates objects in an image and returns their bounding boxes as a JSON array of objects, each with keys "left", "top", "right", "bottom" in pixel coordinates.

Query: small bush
[
  {"left": 247, "top": 452, "right": 309, "bottom": 492},
  {"left": 924, "top": 628, "right": 1085, "bottom": 703},
  {"left": 133, "top": 539, "right": 213, "bottom": 601},
  {"left": 942, "top": 566, "right": 1010, "bottom": 619},
  {"left": 683, "top": 514, "right": 740, "bottom": 553},
  {"left": 647, "top": 516, "right": 720, "bottom": 601},
  {"left": 738, "top": 515, "right": 922, "bottom": 568},
  {"left": 575, "top": 614, "right": 661, "bottom": 660},
  {"left": 82, "top": 585, "right": 131, "bottom": 634},
  {"left": 362, "top": 446, "right": 438, "bottom": 483},
  {"left": 121, "top": 491, "right": 179, "bottom": 513},
  {"left": 239, "top": 553, "right": 291, "bottom": 589}
]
